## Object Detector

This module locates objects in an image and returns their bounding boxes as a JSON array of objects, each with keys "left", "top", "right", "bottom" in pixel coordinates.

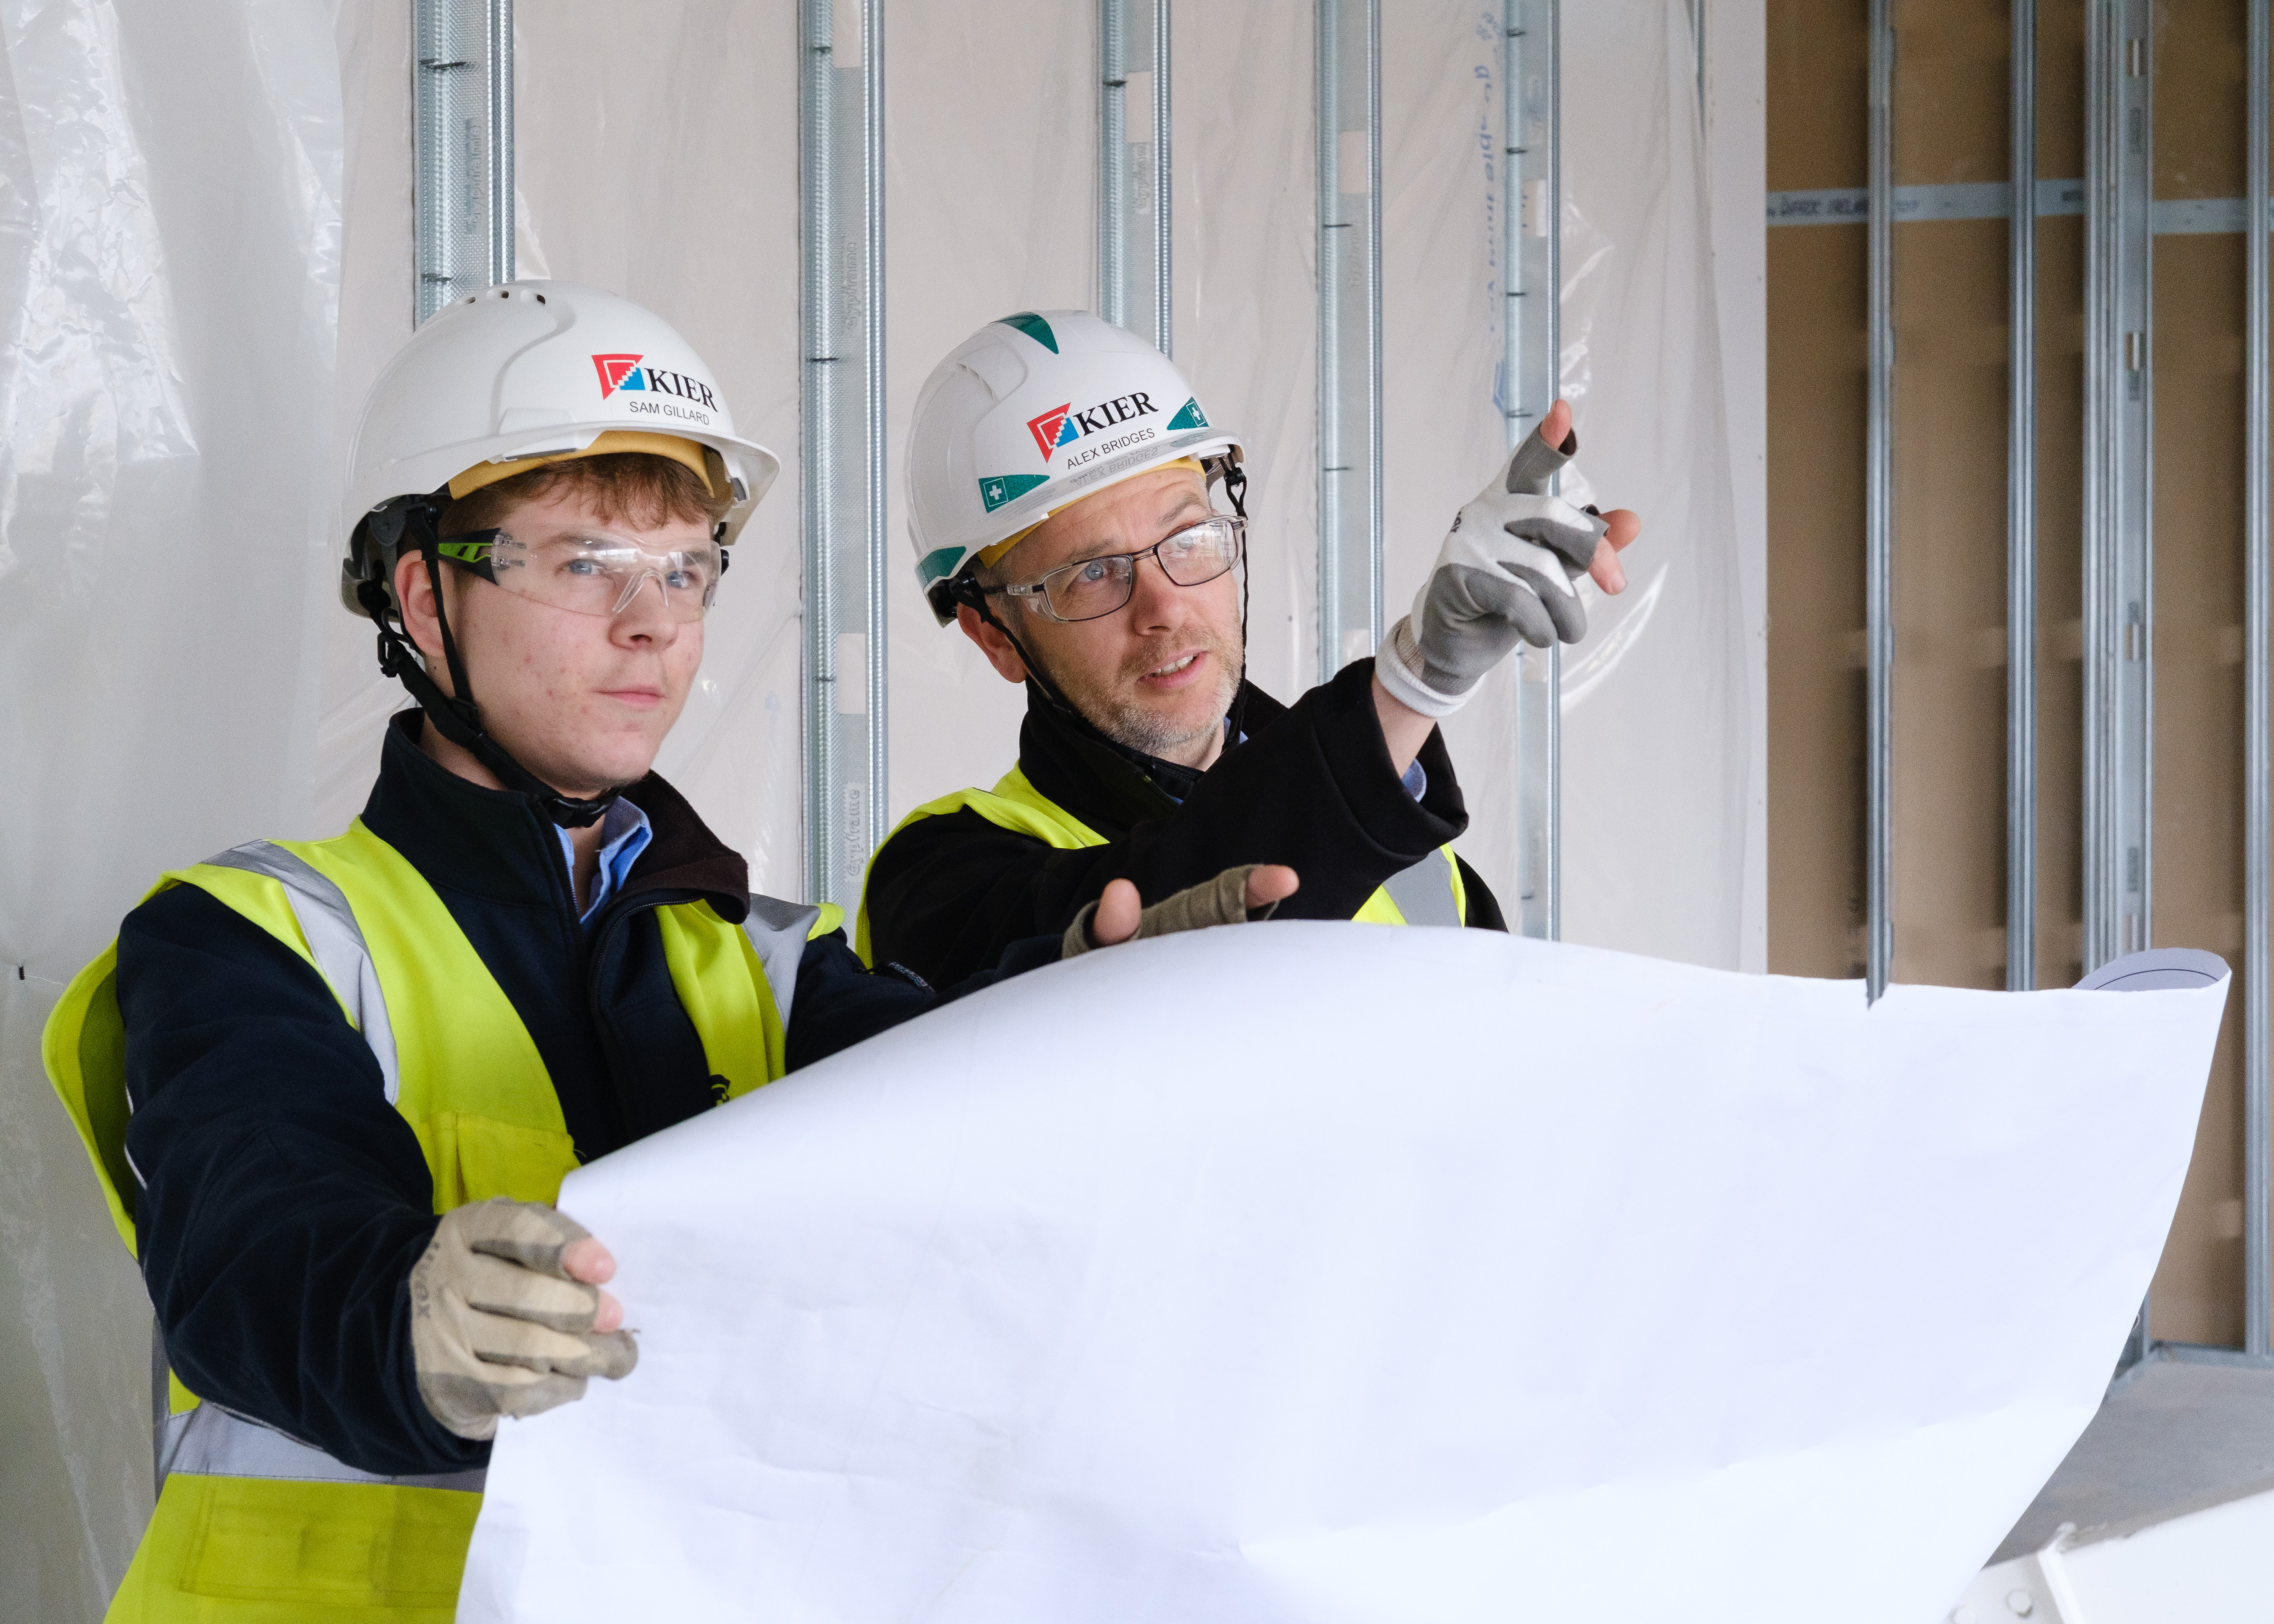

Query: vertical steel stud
[
  {"left": 798, "top": 0, "right": 887, "bottom": 906},
  {"left": 1098, "top": 0, "right": 1171, "bottom": 353},
  {"left": 2246, "top": 0, "right": 2270, "bottom": 1359},
  {"left": 413, "top": 0, "right": 514, "bottom": 322},
  {"left": 863, "top": 0, "right": 888, "bottom": 843},
  {"left": 1866, "top": 0, "right": 1894, "bottom": 1001},
  {"left": 1317, "top": 0, "right": 1382, "bottom": 685},
  {"left": 1503, "top": 0, "right": 1560, "bottom": 942},
  {"left": 2083, "top": 0, "right": 2153, "bottom": 976},
  {"left": 2086, "top": 0, "right": 2155, "bottom": 1364},
  {"left": 1152, "top": 0, "right": 1173, "bottom": 354},
  {"left": 2009, "top": 0, "right": 2038, "bottom": 991},
  {"left": 1099, "top": 0, "right": 1127, "bottom": 328}
]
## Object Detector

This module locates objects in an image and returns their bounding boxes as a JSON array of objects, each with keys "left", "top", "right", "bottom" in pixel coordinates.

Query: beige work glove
[
  {"left": 1062, "top": 864, "right": 1282, "bottom": 958},
  {"left": 408, "top": 1196, "right": 638, "bottom": 1441}
]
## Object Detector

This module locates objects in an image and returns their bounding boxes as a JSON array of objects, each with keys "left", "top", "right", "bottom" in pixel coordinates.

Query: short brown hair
[{"left": 438, "top": 452, "right": 728, "bottom": 539}]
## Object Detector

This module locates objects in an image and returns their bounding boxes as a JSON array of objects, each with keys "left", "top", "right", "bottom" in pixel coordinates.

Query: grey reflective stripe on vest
[
  {"left": 1381, "top": 850, "right": 1464, "bottom": 928},
  {"left": 205, "top": 840, "right": 402, "bottom": 1105},
  {"left": 166, "top": 843, "right": 450, "bottom": 1496},
  {"left": 742, "top": 894, "right": 820, "bottom": 1033},
  {"left": 158, "top": 1402, "right": 485, "bottom": 1494}
]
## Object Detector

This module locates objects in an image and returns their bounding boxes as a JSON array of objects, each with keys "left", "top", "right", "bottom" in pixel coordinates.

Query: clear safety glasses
[
  {"left": 994, "top": 515, "right": 1246, "bottom": 623},
  {"left": 438, "top": 528, "right": 724, "bottom": 622}
]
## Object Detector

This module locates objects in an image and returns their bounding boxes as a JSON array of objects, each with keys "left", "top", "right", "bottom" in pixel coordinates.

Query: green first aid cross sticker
[{"left": 978, "top": 473, "right": 1049, "bottom": 513}]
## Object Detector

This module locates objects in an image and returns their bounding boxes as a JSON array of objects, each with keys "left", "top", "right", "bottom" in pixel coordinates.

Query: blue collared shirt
[{"left": 555, "top": 797, "right": 654, "bottom": 925}]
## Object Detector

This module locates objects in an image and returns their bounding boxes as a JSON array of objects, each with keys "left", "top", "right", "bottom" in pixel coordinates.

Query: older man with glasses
[{"left": 857, "top": 309, "right": 1641, "bottom": 987}]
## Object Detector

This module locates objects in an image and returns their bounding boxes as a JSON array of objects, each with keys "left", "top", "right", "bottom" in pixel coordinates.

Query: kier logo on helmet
[
  {"left": 593, "top": 353, "right": 720, "bottom": 410},
  {"left": 1026, "top": 404, "right": 1076, "bottom": 461},
  {"left": 593, "top": 354, "right": 648, "bottom": 397},
  {"left": 1026, "top": 392, "right": 1160, "bottom": 464}
]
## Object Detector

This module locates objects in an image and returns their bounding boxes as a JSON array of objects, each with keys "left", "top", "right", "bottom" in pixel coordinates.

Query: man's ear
[
  {"left": 956, "top": 602, "right": 1028, "bottom": 684},
  {"left": 393, "top": 550, "right": 454, "bottom": 681}
]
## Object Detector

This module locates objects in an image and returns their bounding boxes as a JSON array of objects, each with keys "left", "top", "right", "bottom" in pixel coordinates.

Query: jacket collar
[
  {"left": 362, "top": 710, "right": 750, "bottom": 921},
  {"left": 1015, "top": 678, "right": 1287, "bottom": 842}
]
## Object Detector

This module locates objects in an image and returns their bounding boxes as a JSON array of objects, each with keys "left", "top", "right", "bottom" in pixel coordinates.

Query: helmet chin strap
[
  {"left": 1213, "top": 455, "right": 1254, "bottom": 751},
  {"left": 354, "top": 508, "right": 620, "bottom": 830}
]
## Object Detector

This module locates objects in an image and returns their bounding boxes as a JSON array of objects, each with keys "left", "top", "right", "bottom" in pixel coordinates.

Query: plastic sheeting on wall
[
  {"left": 1547, "top": 0, "right": 1748, "bottom": 964},
  {"left": 1425, "top": 0, "right": 1748, "bottom": 969},
  {"left": 0, "top": 0, "right": 344, "bottom": 1615}
]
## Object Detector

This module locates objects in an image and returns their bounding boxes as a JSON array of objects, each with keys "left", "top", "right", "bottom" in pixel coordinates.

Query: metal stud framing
[
  {"left": 1317, "top": 0, "right": 1383, "bottom": 686},
  {"left": 2007, "top": 0, "right": 2037, "bottom": 993},
  {"left": 1865, "top": 0, "right": 1893, "bottom": 1001},
  {"left": 2083, "top": 0, "right": 2154, "bottom": 979},
  {"left": 1099, "top": 0, "right": 1172, "bottom": 353},
  {"left": 798, "top": 0, "right": 888, "bottom": 908},
  {"left": 2249, "top": 0, "right": 2272, "bottom": 1363},
  {"left": 1502, "top": 0, "right": 1559, "bottom": 941},
  {"left": 413, "top": 0, "right": 514, "bottom": 322},
  {"left": 2082, "top": 0, "right": 2156, "bottom": 1372},
  {"left": 1766, "top": 0, "right": 2274, "bottom": 1371}
]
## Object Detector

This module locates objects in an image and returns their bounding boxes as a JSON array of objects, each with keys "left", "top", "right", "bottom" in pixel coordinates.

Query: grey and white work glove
[
  {"left": 1061, "top": 864, "right": 1284, "bottom": 958},
  {"left": 1374, "top": 425, "right": 1610, "bottom": 718},
  {"left": 408, "top": 1196, "right": 638, "bottom": 1441}
]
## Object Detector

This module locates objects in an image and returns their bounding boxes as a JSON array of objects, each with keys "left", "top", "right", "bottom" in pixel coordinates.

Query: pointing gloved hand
[
  {"left": 1062, "top": 864, "right": 1301, "bottom": 957},
  {"left": 1374, "top": 402, "right": 1634, "bottom": 719},
  {"left": 408, "top": 1196, "right": 638, "bottom": 1441}
]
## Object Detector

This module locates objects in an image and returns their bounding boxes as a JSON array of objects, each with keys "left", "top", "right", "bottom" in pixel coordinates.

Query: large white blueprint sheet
[{"left": 456, "top": 927, "right": 2228, "bottom": 1623}]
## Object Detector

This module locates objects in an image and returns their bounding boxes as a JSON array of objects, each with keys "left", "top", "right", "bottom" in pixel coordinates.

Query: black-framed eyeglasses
[{"left": 987, "top": 515, "right": 1246, "bottom": 623}]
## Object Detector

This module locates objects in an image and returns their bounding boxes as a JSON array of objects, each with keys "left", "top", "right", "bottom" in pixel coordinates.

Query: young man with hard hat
[
  {"left": 859, "top": 309, "right": 1639, "bottom": 986},
  {"left": 43, "top": 283, "right": 1275, "bottom": 1620}
]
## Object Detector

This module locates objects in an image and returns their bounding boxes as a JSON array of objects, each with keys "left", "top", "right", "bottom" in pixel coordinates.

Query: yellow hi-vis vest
[
  {"left": 42, "top": 819, "right": 839, "bottom": 1623},
  {"left": 855, "top": 762, "right": 1469, "bottom": 961}
]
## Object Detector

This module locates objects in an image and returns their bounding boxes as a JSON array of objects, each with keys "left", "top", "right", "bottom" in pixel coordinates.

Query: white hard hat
[
  {"left": 344, "top": 280, "right": 780, "bottom": 548},
  {"left": 905, "top": 310, "right": 1240, "bottom": 622}
]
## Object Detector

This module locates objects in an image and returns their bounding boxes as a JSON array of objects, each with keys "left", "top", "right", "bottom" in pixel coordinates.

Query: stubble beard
[{"left": 1052, "top": 623, "right": 1244, "bottom": 761}]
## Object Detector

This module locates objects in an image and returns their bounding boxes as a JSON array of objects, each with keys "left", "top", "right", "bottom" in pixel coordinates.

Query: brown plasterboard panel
[
  {"left": 1886, "top": 7, "right": 2015, "bottom": 988},
  {"left": 1767, "top": 0, "right": 1869, "bottom": 977},
  {"left": 1893, "top": 2, "right": 2013, "bottom": 186},
  {"left": 1768, "top": 217, "right": 1868, "bottom": 978},
  {"left": 1768, "top": 4, "right": 1864, "bottom": 192},
  {"left": 1892, "top": 214, "right": 2010, "bottom": 988},
  {"left": 2156, "top": 0, "right": 2245, "bottom": 200}
]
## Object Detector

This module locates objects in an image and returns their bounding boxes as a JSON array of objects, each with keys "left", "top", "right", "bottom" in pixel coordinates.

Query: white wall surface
[
  {"left": 1706, "top": 0, "right": 1771, "bottom": 974},
  {"left": 0, "top": 4, "right": 1766, "bottom": 1613}
]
